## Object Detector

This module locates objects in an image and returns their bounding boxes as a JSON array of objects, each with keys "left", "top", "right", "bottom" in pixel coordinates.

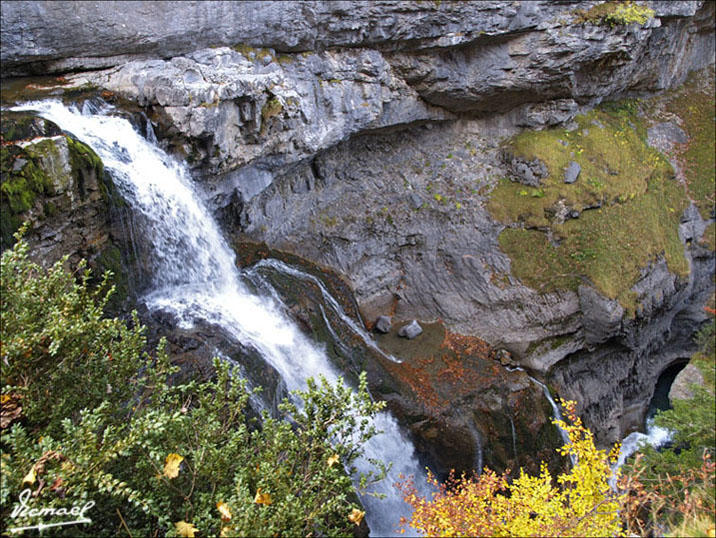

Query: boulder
[
  {"left": 647, "top": 121, "right": 689, "bottom": 153},
  {"left": 506, "top": 155, "right": 549, "bottom": 186},
  {"left": 408, "top": 193, "right": 423, "bottom": 210},
  {"left": 564, "top": 161, "right": 581, "bottom": 184},
  {"left": 668, "top": 363, "right": 704, "bottom": 403},
  {"left": 398, "top": 320, "right": 423, "bottom": 339},
  {"left": 375, "top": 315, "right": 392, "bottom": 334}
]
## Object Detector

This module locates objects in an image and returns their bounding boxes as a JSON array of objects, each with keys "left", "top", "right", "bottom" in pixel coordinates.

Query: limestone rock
[
  {"left": 71, "top": 47, "right": 452, "bottom": 205},
  {"left": 506, "top": 155, "right": 548, "bottom": 186},
  {"left": 647, "top": 121, "right": 689, "bottom": 154},
  {"left": 578, "top": 285, "right": 624, "bottom": 346},
  {"left": 669, "top": 363, "right": 704, "bottom": 403},
  {"left": 398, "top": 320, "right": 422, "bottom": 339},
  {"left": 374, "top": 315, "right": 392, "bottom": 334},
  {"left": 564, "top": 161, "right": 581, "bottom": 184}
]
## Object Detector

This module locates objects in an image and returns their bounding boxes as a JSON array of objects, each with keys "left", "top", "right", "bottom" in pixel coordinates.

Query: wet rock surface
[{"left": 1, "top": 0, "right": 714, "bottom": 462}]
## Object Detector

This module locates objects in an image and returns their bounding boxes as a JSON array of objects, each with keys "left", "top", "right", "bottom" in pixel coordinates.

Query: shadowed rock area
[{"left": 1, "top": 0, "right": 714, "bottom": 463}]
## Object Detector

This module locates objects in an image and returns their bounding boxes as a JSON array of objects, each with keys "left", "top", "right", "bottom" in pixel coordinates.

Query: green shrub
[
  {"left": 622, "top": 315, "right": 715, "bottom": 535},
  {"left": 575, "top": 2, "right": 655, "bottom": 27},
  {"left": 602, "top": 2, "right": 654, "bottom": 26},
  {"left": 0, "top": 232, "right": 386, "bottom": 536}
]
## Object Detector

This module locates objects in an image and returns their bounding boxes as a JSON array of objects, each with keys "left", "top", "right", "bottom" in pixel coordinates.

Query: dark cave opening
[{"left": 647, "top": 360, "right": 690, "bottom": 421}]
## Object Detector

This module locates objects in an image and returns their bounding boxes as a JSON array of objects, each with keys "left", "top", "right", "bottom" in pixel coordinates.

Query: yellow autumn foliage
[
  {"left": 217, "top": 501, "right": 232, "bottom": 521},
  {"left": 348, "top": 508, "right": 365, "bottom": 526},
  {"left": 254, "top": 487, "right": 273, "bottom": 505},
  {"left": 398, "top": 400, "right": 624, "bottom": 537},
  {"left": 163, "top": 453, "right": 184, "bottom": 479},
  {"left": 174, "top": 520, "right": 198, "bottom": 537}
]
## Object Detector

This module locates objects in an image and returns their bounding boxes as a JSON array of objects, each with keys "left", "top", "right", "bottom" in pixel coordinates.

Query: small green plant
[
  {"left": 602, "top": 2, "right": 654, "bottom": 26},
  {"left": 574, "top": 1, "right": 654, "bottom": 27}
]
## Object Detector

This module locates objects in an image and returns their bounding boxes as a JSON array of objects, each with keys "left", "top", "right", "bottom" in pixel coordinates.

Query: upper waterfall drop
[{"left": 12, "top": 99, "right": 426, "bottom": 537}]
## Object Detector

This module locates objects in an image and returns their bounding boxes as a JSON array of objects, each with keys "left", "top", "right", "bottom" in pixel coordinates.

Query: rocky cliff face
[{"left": 1, "top": 0, "right": 714, "bottom": 453}]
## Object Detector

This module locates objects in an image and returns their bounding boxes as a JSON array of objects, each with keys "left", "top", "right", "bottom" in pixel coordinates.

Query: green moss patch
[
  {"left": 93, "top": 243, "right": 130, "bottom": 309},
  {"left": 1, "top": 114, "right": 106, "bottom": 250},
  {"left": 701, "top": 222, "right": 715, "bottom": 252},
  {"left": 1, "top": 144, "right": 52, "bottom": 214},
  {"left": 491, "top": 100, "right": 690, "bottom": 309},
  {"left": 662, "top": 68, "right": 715, "bottom": 219},
  {"left": 67, "top": 135, "right": 105, "bottom": 197},
  {"left": 231, "top": 43, "right": 276, "bottom": 64}
]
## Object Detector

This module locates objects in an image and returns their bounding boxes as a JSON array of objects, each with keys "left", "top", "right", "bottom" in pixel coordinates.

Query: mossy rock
[
  {"left": 0, "top": 110, "right": 62, "bottom": 142},
  {"left": 662, "top": 68, "right": 716, "bottom": 220},
  {"left": 490, "top": 99, "right": 690, "bottom": 310},
  {"left": 0, "top": 113, "right": 107, "bottom": 250},
  {"left": 92, "top": 243, "right": 131, "bottom": 310},
  {"left": 573, "top": 1, "right": 655, "bottom": 27}
]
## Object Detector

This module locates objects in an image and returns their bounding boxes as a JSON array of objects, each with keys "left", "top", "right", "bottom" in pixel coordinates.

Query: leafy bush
[
  {"left": 574, "top": 2, "right": 655, "bottom": 27},
  {"left": 0, "top": 232, "right": 386, "bottom": 536},
  {"left": 620, "top": 313, "right": 715, "bottom": 536},
  {"left": 601, "top": 3, "right": 654, "bottom": 27},
  {"left": 396, "top": 400, "right": 624, "bottom": 537}
]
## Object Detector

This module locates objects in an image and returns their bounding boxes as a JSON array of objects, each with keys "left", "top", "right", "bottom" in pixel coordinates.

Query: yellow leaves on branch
[
  {"left": 22, "top": 450, "right": 65, "bottom": 486},
  {"left": 22, "top": 466, "right": 36, "bottom": 486},
  {"left": 163, "top": 453, "right": 183, "bottom": 479},
  {"left": 348, "top": 508, "right": 365, "bottom": 526},
  {"left": 174, "top": 521, "right": 198, "bottom": 537},
  {"left": 217, "top": 501, "right": 232, "bottom": 521},
  {"left": 254, "top": 487, "right": 273, "bottom": 505},
  {"left": 327, "top": 453, "right": 340, "bottom": 468},
  {"left": 397, "top": 400, "right": 624, "bottom": 537}
]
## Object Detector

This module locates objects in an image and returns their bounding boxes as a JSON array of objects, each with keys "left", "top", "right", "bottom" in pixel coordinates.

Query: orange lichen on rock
[{"left": 381, "top": 324, "right": 497, "bottom": 414}]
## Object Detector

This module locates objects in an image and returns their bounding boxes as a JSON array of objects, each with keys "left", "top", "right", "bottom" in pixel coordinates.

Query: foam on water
[{"left": 13, "top": 100, "right": 427, "bottom": 536}]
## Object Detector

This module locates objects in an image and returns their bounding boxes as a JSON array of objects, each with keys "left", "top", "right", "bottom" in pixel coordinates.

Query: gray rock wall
[
  {"left": 0, "top": 1, "right": 601, "bottom": 76},
  {"left": 2, "top": 0, "right": 714, "bottom": 447}
]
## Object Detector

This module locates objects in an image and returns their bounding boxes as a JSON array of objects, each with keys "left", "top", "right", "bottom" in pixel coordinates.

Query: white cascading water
[
  {"left": 609, "top": 418, "right": 672, "bottom": 489},
  {"left": 506, "top": 366, "right": 576, "bottom": 463},
  {"left": 247, "top": 258, "right": 402, "bottom": 363},
  {"left": 13, "top": 100, "right": 427, "bottom": 536}
]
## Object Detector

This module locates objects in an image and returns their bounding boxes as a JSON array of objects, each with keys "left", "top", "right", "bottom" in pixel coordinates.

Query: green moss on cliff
[
  {"left": 1, "top": 144, "right": 53, "bottom": 212},
  {"left": 702, "top": 223, "right": 715, "bottom": 252},
  {"left": 663, "top": 68, "right": 715, "bottom": 219},
  {"left": 573, "top": 1, "right": 654, "bottom": 27},
  {"left": 231, "top": 43, "right": 276, "bottom": 64},
  {"left": 94, "top": 243, "right": 129, "bottom": 307},
  {"left": 491, "top": 99, "right": 690, "bottom": 310},
  {"left": 0, "top": 118, "right": 106, "bottom": 250},
  {"left": 67, "top": 135, "right": 105, "bottom": 198}
]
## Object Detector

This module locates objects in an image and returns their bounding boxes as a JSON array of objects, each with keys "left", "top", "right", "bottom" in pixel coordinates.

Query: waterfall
[
  {"left": 609, "top": 418, "right": 672, "bottom": 489},
  {"left": 14, "top": 100, "right": 426, "bottom": 536},
  {"left": 506, "top": 366, "right": 575, "bottom": 463},
  {"left": 509, "top": 416, "right": 518, "bottom": 461},
  {"left": 527, "top": 376, "right": 572, "bottom": 448}
]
